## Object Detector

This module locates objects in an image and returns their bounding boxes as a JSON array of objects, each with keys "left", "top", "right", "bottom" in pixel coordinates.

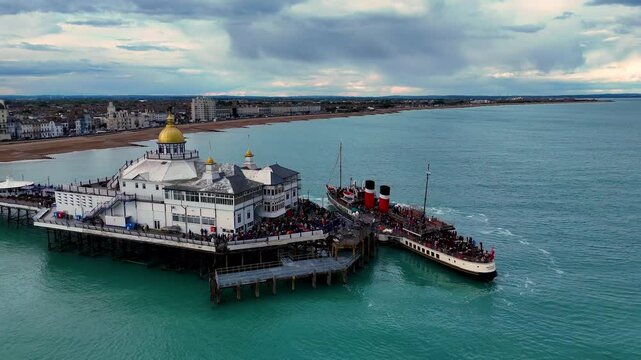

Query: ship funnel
[
  {"left": 379, "top": 185, "right": 390, "bottom": 213},
  {"left": 364, "top": 180, "right": 376, "bottom": 209}
]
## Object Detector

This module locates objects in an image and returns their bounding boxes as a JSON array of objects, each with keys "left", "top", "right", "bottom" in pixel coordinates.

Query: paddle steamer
[{"left": 326, "top": 144, "right": 497, "bottom": 281}]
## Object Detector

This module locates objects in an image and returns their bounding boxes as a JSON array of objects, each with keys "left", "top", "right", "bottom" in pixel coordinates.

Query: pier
[
  {"left": 209, "top": 232, "right": 377, "bottom": 304},
  {"left": 0, "top": 199, "right": 43, "bottom": 225}
]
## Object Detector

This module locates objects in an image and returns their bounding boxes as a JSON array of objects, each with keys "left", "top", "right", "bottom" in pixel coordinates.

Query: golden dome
[
  {"left": 157, "top": 112, "right": 185, "bottom": 144},
  {"left": 244, "top": 149, "right": 254, "bottom": 157},
  {"left": 205, "top": 156, "right": 215, "bottom": 165}
]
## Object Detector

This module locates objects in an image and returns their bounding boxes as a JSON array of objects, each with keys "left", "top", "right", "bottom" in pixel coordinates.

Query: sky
[{"left": 0, "top": 0, "right": 640, "bottom": 96}]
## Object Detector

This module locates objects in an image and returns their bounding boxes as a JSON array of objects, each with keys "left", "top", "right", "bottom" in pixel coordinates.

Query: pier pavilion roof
[
  {"left": 121, "top": 158, "right": 199, "bottom": 182},
  {"left": 242, "top": 164, "right": 299, "bottom": 186}
]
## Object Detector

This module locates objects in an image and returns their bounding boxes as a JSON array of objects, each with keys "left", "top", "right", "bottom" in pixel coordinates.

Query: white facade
[
  {"left": 52, "top": 115, "right": 299, "bottom": 237},
  {"left": 0, "top": 100, "right": 10, "bottom": 141},
  {"left": 106, "top": 102, "right": 155, "bottom": 131},
  {"left": 235, "top": 105, "right": 321, "bottom": 118},
  {"left": 191, "top": 97, "right": 216, "bottom": 122}
]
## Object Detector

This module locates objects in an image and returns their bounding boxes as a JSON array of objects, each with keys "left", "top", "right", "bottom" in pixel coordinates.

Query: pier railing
[
  {"left": 60, "top": 184, "right": 119, "bottom": 197},
  {"left": 216, "top": 252, "right": 328, "bottom": 276},
  {"left": 36, "top": 218, "right": 218, "bottom": 248},
  {"left": 144, "top": 150, "right": 199, "bottom": 160},
  {"left": 35, "top": 217, "right": 326, "bottom": 251},
  {"left": 226, "top": 230, "right": 325, "bottom": 246}
]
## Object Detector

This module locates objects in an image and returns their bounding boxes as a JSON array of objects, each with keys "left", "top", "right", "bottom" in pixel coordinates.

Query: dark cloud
[
  {"left": 554, "top": 11, "right": 574, "bottom": 20},
  {"left": 228, "top": 14, "right": 468, "bottom": 76},
  {"left": 587, "top": 0, "right": 641, "bottom": 6},
  {"left": 0, "top": 0, "right": 303, "bottom": 17},
  {"left": 502, "top": 24, "right": 546, "bottom": 33},
  {"left": 117, "top": 44, "right": 175, "bottom": 51},
  {"left": 9, "top": 42, "right": 61, "bottom": 51},
  {"left": 0, "top": 60, "right": 109, "bottom": 76},
  {"left": 66, "top": 19, "right": 128, "bottom": 27}
]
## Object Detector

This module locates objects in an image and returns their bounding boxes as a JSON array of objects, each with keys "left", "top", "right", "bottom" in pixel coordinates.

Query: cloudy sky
[{"left": 0, "top": 0, "right": 640, "bottom": 96}]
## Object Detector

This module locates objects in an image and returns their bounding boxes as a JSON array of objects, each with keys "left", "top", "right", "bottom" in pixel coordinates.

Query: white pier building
[{"left": 49, "top": 111, "right": 300, "bottom": 236}]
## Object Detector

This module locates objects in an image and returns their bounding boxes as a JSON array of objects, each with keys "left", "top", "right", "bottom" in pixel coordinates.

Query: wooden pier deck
[{"left": 215, "top": 254, "right": 359, "bottom": 288}]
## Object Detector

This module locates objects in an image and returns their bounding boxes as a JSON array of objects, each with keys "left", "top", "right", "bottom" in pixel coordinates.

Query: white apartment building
[
  {"left": 0, "top": 100, "right": 10, "bottom": 141},
  {"left": 191, "top": 97, "right": 217, "bottom": 122}
]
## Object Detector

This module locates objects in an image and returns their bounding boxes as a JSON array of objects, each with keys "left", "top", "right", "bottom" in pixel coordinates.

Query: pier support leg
[
  {"left": 209, "top": 274, "right": 216, "bottom": 302},
  {"left": 254, "top": 282, "right": 260, "bottom": 298},
  {"left": 272, "top": 276, "right": 277, "bottom": 295},
  {"left": 327, "top": 271, "right": 332, "bottom": 286},
  {"left": 291, "top": 276, "right": 296, "bottom": 291},
  {"left": 236, "top": 284, "right": 241, "bottom": 301},
  {"left": 312, "top": 271, "right": 317, "bottom": 289},
  {"left": 342, "top": 270, "right": 348, "bottom": 284},
  {"left": 47, "top": 230, "right": 51, "bottom": 251}
]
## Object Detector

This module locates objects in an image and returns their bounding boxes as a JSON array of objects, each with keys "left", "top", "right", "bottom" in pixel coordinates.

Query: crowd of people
[
  {"left": 419, "top": 230, "right": 495, "bottom": 263},
  {"left": 190, "top": 199, "right": 343, "bottom": 245},
  {"left": 384, "top": 204, "right": 494, "bottom": 263}
]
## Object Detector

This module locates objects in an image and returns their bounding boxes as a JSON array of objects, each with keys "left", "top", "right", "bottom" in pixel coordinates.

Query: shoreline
[{"left": 0, "top": 101, "right": 595, "bottom": 163}]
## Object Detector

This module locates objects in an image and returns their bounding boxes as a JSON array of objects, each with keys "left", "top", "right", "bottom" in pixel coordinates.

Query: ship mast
[{"left": 423, "top": 164, "right": 431, "bottom": 217}]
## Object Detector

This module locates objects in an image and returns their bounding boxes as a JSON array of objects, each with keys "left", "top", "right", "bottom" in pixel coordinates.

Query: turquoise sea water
[{"left": 1, "top": 101, "right": 640, "bottom": 359}]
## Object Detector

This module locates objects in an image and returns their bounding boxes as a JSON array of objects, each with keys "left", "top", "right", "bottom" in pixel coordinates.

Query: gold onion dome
[
  {"left": 205, "top": 156, "right": 215, "bottom": 165},
  {"left": 245, "top": 149, "right": 254, "bottom": 157},
  {"left": 157, "top": 113, "right": 185, "bottom": 144}
]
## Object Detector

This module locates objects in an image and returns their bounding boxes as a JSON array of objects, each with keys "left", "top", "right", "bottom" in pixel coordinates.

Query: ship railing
[{"left": 404, "top": 236, "right": 493, "bottom": 264}]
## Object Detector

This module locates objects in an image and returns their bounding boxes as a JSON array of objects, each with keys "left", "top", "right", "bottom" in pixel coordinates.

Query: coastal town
[{"left": 0, "top": 96, "right": 593, "bottom": 142}]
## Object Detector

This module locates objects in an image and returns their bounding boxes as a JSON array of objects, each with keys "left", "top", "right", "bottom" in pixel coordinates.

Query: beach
[
  {"left": 0, "top": 108, "right": 415, "bottom": 163},
  {"left": 0, "top": 101, "right": 593, "bottom": 163}
]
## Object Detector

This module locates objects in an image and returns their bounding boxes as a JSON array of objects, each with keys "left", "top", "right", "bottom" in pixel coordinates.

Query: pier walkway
[
  {"left": 34, "top": 210, "right": 327, "bottom": 254},
  {"left": 215, "top": 253, "right": 359, "bottom": 288}
]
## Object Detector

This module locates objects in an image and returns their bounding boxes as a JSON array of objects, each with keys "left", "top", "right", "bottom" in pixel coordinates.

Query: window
[
  {"left": 155, "top": 185, "right": 159, "bottom": 190},
  {"left": 436, "top": 254, "right": 440, "bottom": 259},
  {"left": 154, "top": 220, "right": 160, "bottom": 229},
  {"left": 286, "top": 193, "right": 290, "bottom": 200},
  {"left": 247, "top": 211, "right": 251, "bottom": 219},
  {"left": 186, "top": 191, "right": 199, "bottom": 202},
  {"left": 142, "top": 183, "right": 146, "bottom": 189},
  {"left": 237, "top": 214, "right": 242, "bottom": 223},
  {"left": 135, "top": 183, "right": 139, "bottom": 189},
  {"left": 202, "top": 217, "right": 216, "bottom": 225},
  {"left": 431, "top": 252, "right": 434, "bottom": 256},
  {"left": 123, "top": 182, "right": 126, "bottom": 188},
  {"left": 293, "top": 189, "right": 296, "bottom": 197}
]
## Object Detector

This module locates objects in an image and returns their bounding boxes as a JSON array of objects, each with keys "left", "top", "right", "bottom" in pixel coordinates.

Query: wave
[
  {"left": 465, "top": 213, "right": 489, "bottom": 223},
  {"left": 480, "top": 227, "right": 518, "bottom": 237}
]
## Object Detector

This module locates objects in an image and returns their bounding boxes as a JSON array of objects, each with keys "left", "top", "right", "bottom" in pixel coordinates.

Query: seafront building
[
  {"left": 50, "top": 111, "right": 300, "bottom": 235},
  {"left": 106, "top": 101, "right": 162, "bottom": 131},
  {"left": 191, "top": 97, "right": 217, "bottom": 122},
  {"left": 0, "top": 100, "right": 10, "bottom": 141}
]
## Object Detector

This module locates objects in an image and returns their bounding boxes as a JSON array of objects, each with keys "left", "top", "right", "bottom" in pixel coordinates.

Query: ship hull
[{"left": 395, "top": 236, "right": 497, "bottom": 281}]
